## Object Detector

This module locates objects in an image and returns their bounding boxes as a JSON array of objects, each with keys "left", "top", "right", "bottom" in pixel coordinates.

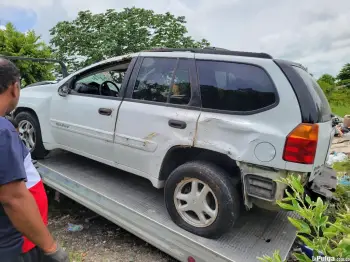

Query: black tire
[
  {"left": 15, "top": 111, "right": 49, "bottom": 159},
  {"left": 164, "top": 161, "right": 241, "bottom": 239}
]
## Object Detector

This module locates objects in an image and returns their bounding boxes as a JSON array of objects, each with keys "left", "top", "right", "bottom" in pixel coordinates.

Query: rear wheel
[
  {"left": 164, "top": 161, "right": 241, "bottom": 239},
  {"left": 15, "top": 111, "right": 49, "bottom": 159}
]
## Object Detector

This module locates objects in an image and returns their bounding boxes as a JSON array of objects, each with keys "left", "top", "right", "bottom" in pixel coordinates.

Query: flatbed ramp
[{"left": 38, "top": 150, "right": 296, "bottom": 262}]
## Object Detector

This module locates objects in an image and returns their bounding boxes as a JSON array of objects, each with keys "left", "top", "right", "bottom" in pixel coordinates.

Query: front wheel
[
  {"left": 15, "top": 111, "right": 49, "bottom": 159},
  {"left": 164, "top": 161, "right": 241, "bottom": 239}
]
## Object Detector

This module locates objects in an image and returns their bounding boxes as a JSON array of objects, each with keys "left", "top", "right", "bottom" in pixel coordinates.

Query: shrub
[{"left": 258, "top": 175, "right": 350, "bottom": 262}]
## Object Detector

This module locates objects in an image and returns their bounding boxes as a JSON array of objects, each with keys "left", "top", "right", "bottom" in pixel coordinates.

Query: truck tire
[
  {"left": 15, "top": 111, "right": 49, "bottom": 159},
  {"left": 164, "top": 161, "right": 241, "bottom": 239}
]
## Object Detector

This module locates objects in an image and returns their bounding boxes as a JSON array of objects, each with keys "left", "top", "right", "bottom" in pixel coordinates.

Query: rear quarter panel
[{"left": 194, "top": 55, "right": 303, "bottom": 171}]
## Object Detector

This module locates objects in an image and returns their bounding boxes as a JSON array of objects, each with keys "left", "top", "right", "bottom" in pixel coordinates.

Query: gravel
[{"left": 46, "top": 187, "right": 177, "bottom": 262}]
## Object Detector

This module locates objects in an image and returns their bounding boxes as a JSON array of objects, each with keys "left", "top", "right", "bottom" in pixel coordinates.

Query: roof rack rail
[
  {"left": 203, "top": 46, "right": 231, "bottom": 51},
  {"left": 0, "top": 55, "right": 69, "bottom": 77},
  {"left": 145, "top": 47, "right": 273, "bottom": 59}
]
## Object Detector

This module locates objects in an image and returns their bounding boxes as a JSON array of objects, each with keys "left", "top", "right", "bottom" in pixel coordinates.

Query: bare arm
[
  {"left": 0, "top": 127, "right": 56, "bottom": 253},
  {"left": 336, "top": 125, "right": 344, "bottom": 137},
  {"left": 0, "top": 180, "right": 57, "bottom": 253}
]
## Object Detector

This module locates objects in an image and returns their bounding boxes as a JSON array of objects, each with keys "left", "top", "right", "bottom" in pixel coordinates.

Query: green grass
[
  {"left": 331, "top": 104, "right": 349, "bottom": 117},
  {"left": 60, "top": 241, "right": 84, "bottom": 262},
  {"left": 69, "top": 251, "right": 84, "bottom": 262},
  {"left": 333, "top": 159, "right": 350, "bottom": 173}
]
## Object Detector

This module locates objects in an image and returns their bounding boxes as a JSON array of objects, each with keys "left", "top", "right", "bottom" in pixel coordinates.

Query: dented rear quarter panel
[{"left": 194, "top": 56, "right": 304, "bottom": 172}]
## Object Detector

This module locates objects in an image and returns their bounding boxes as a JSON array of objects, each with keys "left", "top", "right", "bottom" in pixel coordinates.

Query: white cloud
[
  {"left": 1, "top": 0, "right": 350, "bottom": 77},
  {"left": 1, "top": 0, "right": 53, "bottom": 8},
  {"left": 0, "top": 25, "right": 6, "bottom": 30}
]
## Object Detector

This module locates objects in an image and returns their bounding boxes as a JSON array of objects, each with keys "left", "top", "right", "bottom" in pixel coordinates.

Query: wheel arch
[
  {"left": 14, "top": 107, "right": 50, "bottom": 158},
  {"left": 159, "top": 146, "right": 241, "bottom": 182},
  {"left": 13, "top": 106, "right": 54, "bottom": 146},
  {"left": 13, "top": 107, "right": 39, "bottom": 120},
  {"left": 13, "top": 107, "right": 43, "bottom": 132}
]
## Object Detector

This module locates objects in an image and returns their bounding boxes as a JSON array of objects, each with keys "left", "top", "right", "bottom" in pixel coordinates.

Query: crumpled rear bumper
[{"left": 309, "top": 165, "right": 337, "bottom": 199}]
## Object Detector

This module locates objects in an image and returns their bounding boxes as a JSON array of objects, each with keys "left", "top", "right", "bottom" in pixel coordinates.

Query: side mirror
[{"left": 58, "top": 84, "right": 70, "bottom": 97}]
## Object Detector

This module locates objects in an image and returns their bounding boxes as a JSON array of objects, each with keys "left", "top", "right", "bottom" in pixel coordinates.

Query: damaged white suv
[{"left": 14, "top": 48, "right": 336, "bottom": 239}]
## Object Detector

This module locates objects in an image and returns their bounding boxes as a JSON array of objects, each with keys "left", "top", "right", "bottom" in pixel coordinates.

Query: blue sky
[
  {"left": 0, "top": 6, "right": 37, "bottom": 32},
  {"left": 1, "top": 0, "right": 350, "bottom": 78}
]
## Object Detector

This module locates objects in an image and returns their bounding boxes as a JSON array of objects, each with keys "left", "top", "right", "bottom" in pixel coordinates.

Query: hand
[
  {"left": 337, "top": 127, "right": 344, "bottom": 137},
  {"left": 43, "top": 243, "right": 70, "bottom": 262}
]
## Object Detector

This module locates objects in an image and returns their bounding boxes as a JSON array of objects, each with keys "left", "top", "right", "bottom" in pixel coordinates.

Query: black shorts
[{"left": 11, "top": 247, "right": 44, "bottom": 262}]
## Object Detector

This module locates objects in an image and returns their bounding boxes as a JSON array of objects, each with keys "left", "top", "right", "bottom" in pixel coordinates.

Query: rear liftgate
[{"left": 38, "top": 150, "right": 297, "bottom": 262}]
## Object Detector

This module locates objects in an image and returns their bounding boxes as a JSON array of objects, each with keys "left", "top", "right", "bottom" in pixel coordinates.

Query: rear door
[{"left": 113, "top": 53, "right": 201, "bottom": 182}]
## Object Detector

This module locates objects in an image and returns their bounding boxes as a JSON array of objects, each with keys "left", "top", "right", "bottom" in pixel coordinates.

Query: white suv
[{"left": 14, "top": 48, "right": 336, "bottom": 239}]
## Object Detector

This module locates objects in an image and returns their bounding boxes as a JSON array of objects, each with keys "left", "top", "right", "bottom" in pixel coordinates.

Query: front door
[
  {"left": 50, "top": 63, "right": 128, "bottom": 163},
  {"left": 114, "top": 54, "right": 201, "bottom": 182}
]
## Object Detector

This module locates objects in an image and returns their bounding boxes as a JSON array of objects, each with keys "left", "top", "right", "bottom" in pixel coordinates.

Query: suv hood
[{"left": 21, "top": 82, "right": 59, "bottom": 93}]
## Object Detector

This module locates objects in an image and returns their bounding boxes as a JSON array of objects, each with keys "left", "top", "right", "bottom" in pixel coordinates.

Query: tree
[
  {"left": 337, "top": 63, "right": 350, "bottom": 87},
  {"left": 49, "top": 7, "right": 210, "bottom": 71},
  {"left": 0, "top": 23, "right": 55, "bottom": 86},
  {"left": 318, "top": 80, "right": 334, "bottom": 98},
  {"left": 318, "top": 74, "right": 336, "bottom": 86}
]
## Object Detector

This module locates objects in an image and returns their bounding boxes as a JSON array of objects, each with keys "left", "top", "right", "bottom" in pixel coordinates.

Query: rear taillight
[{"left": 283, "top": 123, "right": 319, "bottom": 164}]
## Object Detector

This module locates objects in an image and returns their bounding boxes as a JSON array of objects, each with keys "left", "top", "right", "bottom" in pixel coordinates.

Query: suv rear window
[
  {"left": 293, "top": 66, "right": 332, "bottom": 122},
  {"left": 196, "top": 60, "right": 277, "bottom": 112}
]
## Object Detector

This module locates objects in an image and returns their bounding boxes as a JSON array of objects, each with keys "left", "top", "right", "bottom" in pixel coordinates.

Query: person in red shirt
[
  {"left": 22, "top": 149, "right": 49, "bottom": 254},
  {"left": 6, "top": 116, "right": 49, "bottom": 254}
]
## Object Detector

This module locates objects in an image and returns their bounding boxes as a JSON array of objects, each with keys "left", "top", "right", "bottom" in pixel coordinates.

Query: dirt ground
[
  {"left": 330, "top": 136, "right": 350, "bottom": 155},
  {"left": 46, "top": 187, "right": 177, "bottom": 262}
]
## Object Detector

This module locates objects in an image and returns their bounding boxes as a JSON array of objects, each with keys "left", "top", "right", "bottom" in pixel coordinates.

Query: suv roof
[{"left": 146, "top": 47, "right": 273, "bottom": 59}]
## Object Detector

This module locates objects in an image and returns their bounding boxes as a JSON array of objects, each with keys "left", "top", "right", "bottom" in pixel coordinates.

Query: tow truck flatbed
[{"left": 37, "top": 150, "right": 297, "bottom": 262}]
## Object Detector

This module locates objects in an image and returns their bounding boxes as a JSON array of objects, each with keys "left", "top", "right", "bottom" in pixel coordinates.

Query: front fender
[{"left": 16, "top": 85, "right": 57, "bottom": 145}]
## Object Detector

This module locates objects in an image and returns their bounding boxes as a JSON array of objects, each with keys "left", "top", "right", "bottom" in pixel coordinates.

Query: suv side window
[
  {"left": 74, "top": 69, "right": 125, "bottom": 97},
  {"left": 132, "top": 57, "right": 177, "bottom": 103},
  {"left": 293, "top": 66, "right": 331, "bottom": 122},
  {"left": 132, "top": 57, "right": 193, "bottom": 105},
  {"left": 197, "top": 60, "right": 277, "bottom": 112},
  {"left": 169, "top": 59, "right": 192, "bottom": 105}
]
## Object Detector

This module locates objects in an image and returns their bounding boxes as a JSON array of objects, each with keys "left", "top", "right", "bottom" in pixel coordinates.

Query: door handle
[
  {"left": 98, "top": 108, "right": 112, "bottom": 116},
  {"left": 168, "top": 119, "right": 187, "bottom": 129}
]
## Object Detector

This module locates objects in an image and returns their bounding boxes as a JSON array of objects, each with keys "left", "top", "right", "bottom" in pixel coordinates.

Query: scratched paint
[{"left": 144, "top": 132, "right": 158, "bottom": 140}]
